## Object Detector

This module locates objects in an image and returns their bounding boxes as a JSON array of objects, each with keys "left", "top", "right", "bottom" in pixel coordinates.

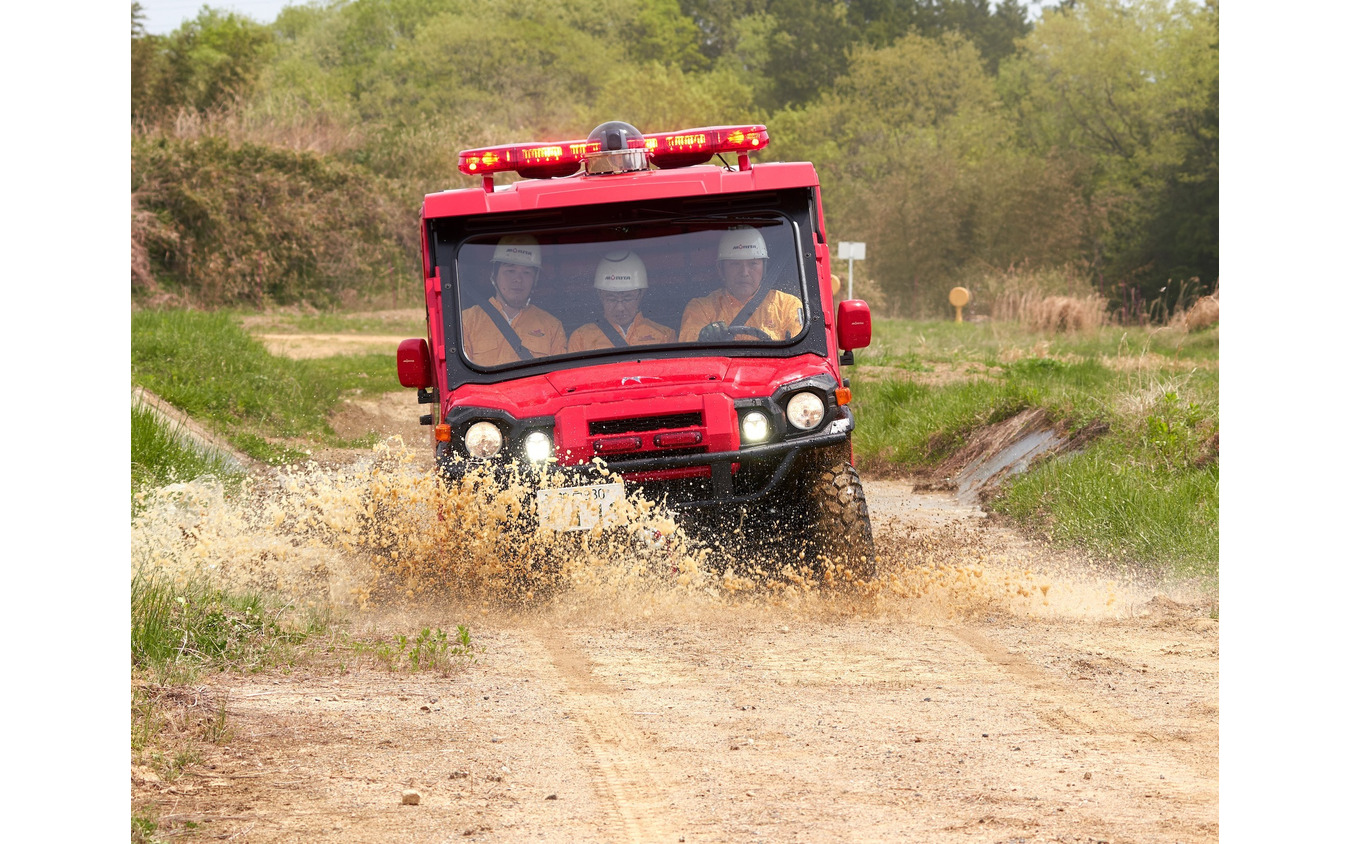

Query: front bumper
[{"left": 437, "top": 408, "right": 855, "bottom": 510}]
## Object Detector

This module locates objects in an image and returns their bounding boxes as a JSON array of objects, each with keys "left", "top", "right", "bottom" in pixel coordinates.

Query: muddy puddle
[{"left": 131, "top": 438, "right": 1167, "bottom": 633}]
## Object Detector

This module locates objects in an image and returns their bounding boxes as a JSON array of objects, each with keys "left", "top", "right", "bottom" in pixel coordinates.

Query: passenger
[
  {"left": 679, "top": 227, "right": 803, "bottom": 342},
  {"left": 462, "top": 235, "right": 567, "bottom": 366},
  {"left": 568, "top": 251, "right": 676, "bottom": 353}
]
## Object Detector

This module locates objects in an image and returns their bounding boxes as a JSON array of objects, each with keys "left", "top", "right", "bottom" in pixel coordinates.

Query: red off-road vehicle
[{"left": 397, "top": 121, "right": 876, "bottom": 576}]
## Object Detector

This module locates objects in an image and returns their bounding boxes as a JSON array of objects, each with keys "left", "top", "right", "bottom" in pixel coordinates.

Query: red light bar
[
  {"left": 457, "top": 124, "right": 771, "bottom": 184},
  {"left": 458, "top": 139, "right": 601, "bottom": 180},
  {"left": 645, "top": 125, "right": 770, "bottom": 169}
]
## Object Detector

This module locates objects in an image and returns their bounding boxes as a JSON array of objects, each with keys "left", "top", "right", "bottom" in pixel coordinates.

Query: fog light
[
  {"left": 524, "top": 431, "right": 553, "bottom": 462},
  {"left": 786, "top": 391, "right": 825, "bottom": 430},
  {"left": 464, "top": 421, "right": 502, "bottom": 458},
  {"left": 742, "top": 411, "right": 769, "bottom": 443}
]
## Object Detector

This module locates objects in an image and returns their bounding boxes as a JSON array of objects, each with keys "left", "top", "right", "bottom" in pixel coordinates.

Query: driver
[
  {"left": 462, "top": 234, "right": 567, "bottom": 365},
  {"left": 678, "top": 227, "right": 803, "bottom": 342},
  {"left": 568, "top": 251, "right": 676, "bottom": 352}
]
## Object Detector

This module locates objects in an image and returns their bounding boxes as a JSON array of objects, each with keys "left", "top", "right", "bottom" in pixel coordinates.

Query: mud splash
[{"left": 131, "top": 439, "right": 1148, "bottom": 628}]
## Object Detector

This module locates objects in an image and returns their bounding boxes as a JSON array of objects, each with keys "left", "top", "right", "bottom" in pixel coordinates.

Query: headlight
[
  {"left": 742, "top": 410, "right": 770, "bottom": 443},
  {"left": 524, "top": 430, "right": 553, "bottom": 462},
  {"left": 785, "top": 391, "right": 825, "bottom": 430},
  {"left": 464, "top": 421, "right": 503, "bottom": 458}
]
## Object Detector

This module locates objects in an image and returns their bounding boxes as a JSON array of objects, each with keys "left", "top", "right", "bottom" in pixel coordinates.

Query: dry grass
[
  {"left": 993, "top": 290, "right": 1107, "bottom": 332},
  {"left": 969, "top": 262, "right": 1106, "bottom": 331},
  {"left": 1172, "top": 290, "right": 1219, "bottom": 332},
  {"left": 136, "top": 99, "right": 367, "bottom": 157}
]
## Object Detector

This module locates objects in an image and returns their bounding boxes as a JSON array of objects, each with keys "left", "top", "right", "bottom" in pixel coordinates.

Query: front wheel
[{"left": 801, "top": 455, "right": 876, "bottom": 582}]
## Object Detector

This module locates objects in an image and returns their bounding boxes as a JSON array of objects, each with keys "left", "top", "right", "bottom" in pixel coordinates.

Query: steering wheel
[{"left": 697, "top": 322, "right": 774, "bottom": 342}]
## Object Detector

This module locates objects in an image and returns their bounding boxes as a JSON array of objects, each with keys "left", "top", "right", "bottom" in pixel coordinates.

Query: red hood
[
  {"left": 543, "top": 358, "right": 729, "bottom": 396},
  {"left": 446, "top": 354, "right": 836, "bottom": 419}
]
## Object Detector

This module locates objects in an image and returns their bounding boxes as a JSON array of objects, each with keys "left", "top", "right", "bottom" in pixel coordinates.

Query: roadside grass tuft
[
  {"left": 351, "top": 625, "right": 480, "bottom": 675},
  {"left": 131, "top": 569, "right": 305, "bottom": 680},
  {"left": 131, "top": 310, "right": 400, "bottom": 463},
  {"left": 132, "top": 403, "right": 244, "bottom": 507},
  {"left": 993, "top": 444, "right": 1218, "bottom": 578},
  {"left": 131, "top": 813, "right": 158, "bottom": 844},
  {"left": 854, "top": 378, "right": 1036, "bottom": 466},
  {"left": 852, "top": 318, "right": 1218, "bottom": 578}
]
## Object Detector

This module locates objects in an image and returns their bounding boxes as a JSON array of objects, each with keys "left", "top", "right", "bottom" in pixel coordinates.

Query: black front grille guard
[{"left": 437, "top": 407, "right": 855, "bottom": 509}]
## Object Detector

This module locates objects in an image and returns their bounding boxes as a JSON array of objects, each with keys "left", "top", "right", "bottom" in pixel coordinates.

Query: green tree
[
  {"left": 680, "top": 0, "right": 771, "bottom": 63},
  {"left": 131, "top": 3, "right": 163, "bottom": 118},
  {"left": 776, "top": 31, "right": 1094, "bottom": 315},
  {"left": 1001, "top": 0, "right": 1219, "bottom": 302},
  {"left": 136, "top": 6, "right": 278, "bottom": 117},
  {"left": 761, "top": 0, "right": 857, "bottom": 108}
]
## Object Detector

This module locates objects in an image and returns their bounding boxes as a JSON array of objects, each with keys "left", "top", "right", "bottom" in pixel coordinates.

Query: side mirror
[
  {"left": 837, "top": 300, "right": 872, "bottom": 350},
  {"left": 397, "top": 338, "right": 433, "bottom": 388}
]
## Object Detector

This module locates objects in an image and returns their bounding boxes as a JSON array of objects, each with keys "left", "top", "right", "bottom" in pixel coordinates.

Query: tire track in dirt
[
  {"left": 534, "top": 628, "right": 686, "bottom": 843},
  {"left": 946, "top": 626, "right": 1218, "bottom": 775}
]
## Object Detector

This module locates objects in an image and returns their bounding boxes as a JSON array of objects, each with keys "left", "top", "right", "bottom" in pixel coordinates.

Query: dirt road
[
  {"left": 134, "top": 470, "right": 1217, "bottom": 842},
  {"left": 135, "top": 331, "right": 1216, "bottom": 841}
]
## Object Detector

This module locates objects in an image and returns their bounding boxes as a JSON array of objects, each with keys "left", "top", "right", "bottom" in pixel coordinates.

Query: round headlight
[
  {"left": 464, "top": 421, "right": 503, "bottom": 458},
  {"left": 742, "top": 410, "right": 770, "bottom": 443},
  {"left": 524, "top": 430, "right": 553, "bottom": 463},
  {"left": 786, "top": 391, "right": 825, "bottom": 430}
]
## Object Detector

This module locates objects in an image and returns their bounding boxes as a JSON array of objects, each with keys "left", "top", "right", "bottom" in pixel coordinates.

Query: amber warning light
[{"left": 458, "top": 124, "right": 770, "bottom": 186}]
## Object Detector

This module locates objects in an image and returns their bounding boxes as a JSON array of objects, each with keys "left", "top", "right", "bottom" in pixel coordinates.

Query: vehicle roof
[{"left": 423, "top": 161, "right": 820, "bottom": 220}]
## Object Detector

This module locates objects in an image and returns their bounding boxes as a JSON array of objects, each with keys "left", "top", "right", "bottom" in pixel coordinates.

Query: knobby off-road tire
[{"left": 802, "top": 458, "right": 877, "bottom": 581}]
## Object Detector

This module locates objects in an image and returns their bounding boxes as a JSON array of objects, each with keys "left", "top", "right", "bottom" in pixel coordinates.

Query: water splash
[{"left": 131, "top": 438, "right": 1143, "bottom": 625}]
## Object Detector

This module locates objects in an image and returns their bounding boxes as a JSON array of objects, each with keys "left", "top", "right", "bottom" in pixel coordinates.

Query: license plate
[{"left": 536, "top": 483, "right": 626, "bottom": 531}]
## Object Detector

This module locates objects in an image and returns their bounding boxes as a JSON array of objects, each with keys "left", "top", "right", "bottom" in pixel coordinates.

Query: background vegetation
[
  {"left": 131, "top": 0, "right": 1217, "bottom": 316},
  {"left": 851, "top": 312, "right": 1218, "bottom": 575},
  {"left": 131, "top": 310, "right": 399, "bottom": 466}
]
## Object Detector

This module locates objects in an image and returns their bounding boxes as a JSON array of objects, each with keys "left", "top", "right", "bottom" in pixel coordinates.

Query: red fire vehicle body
[{"left": 398, "top": 122, "right": 876, "bottom": 572}]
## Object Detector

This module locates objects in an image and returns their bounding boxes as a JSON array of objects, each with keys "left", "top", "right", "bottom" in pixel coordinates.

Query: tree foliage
[{"left": 130, "top": 0, "right": 1217, "bottom": 314}]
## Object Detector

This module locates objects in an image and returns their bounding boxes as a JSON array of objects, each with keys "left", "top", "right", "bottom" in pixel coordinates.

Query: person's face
[
  {"left": 599, "top": 289, "right": 643, "bottom": 329},
  {"left": 494, "top": 262, "right": 538, "bottom": 309},
  {"left": 719, "top": 258, "right": 764, "bottom": 302}
]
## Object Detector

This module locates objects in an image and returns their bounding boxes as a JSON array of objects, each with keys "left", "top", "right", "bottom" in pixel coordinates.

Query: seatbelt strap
[
  {"left": 481, "top": 299, "right": 533, "bottom": 360},
  {"left": 731, "top": 283, "right": 773, "bottom": 329},
  {"left": 596, "top": 319, "right": 629, "bottom": 348}
]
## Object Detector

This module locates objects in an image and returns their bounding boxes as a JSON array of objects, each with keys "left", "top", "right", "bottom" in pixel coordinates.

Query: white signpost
[{"left": 837, "top": 241, "right": 866, "bottom": 299}]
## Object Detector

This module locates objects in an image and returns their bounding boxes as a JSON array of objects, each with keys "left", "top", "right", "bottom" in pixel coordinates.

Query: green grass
[
  {"left": 994, "top": 444, "right": 1218, "bottom": 577},
  {"left": 131, "top": 310, "right": 401, "bottom": 463},
  {"left": 852, "top": 318, "right": 1218, "bottom": 577},
  {"left": 858, "top": 318, "right": 1220, "bottom": 368},
  {"left": 131, "top": 569, "right": 315, "bottom": 679},
  {"left": 132, "top": 404, "right": 244, "bottom": 506},
  {"left": 351, "top": 625, "right": 480, "bottom": 674}
]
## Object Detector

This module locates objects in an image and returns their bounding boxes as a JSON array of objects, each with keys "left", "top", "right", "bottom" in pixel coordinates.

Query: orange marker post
[{"left": 949, "top": 286, "right": 970, "bottom": 323}]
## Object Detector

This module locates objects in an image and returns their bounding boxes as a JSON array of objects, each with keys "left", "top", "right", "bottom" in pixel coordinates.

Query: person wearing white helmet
[
  {"left": 462, "top": 234, "right": 566, "bottom": 365},
  {"left": 679, "top": 227, "right": 803, "bottom": 342},
  {"left": 568, "top": 251, "right": 676, "bottom": 353}
]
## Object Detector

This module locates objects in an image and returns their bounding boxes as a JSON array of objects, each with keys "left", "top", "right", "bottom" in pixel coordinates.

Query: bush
[{"left": 131, "top": 134, "right": 416, "bottom": 307}]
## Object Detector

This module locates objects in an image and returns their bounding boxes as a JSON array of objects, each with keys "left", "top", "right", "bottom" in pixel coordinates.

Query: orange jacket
[
  {"left": 567, "top": 313, "right": 676, "bottom": 353},
  {"left": 461, "top": 298, "right": 566, "bottom": 366},
  {"left": 678, "top": 288, "right": 804, "bottom": 342}
]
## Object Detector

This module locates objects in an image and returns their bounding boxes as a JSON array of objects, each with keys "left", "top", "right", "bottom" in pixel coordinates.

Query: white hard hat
[
  {"left": 492, "top": 234, "right": 541, "bottom": 268},
  {"left": 717, "top": 227, "right": 768, "bottom": 261},
  {"left": 594, "top": 251, "right": 648, "bottom": 291}
]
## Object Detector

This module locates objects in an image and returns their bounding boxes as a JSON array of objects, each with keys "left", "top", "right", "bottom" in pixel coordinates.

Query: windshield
[{"left": 452, "top": 217, "right": 806, "bottom": 369}]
